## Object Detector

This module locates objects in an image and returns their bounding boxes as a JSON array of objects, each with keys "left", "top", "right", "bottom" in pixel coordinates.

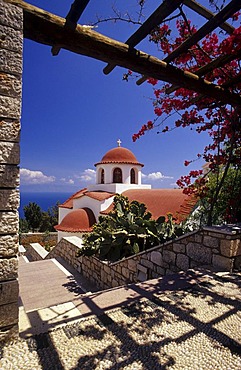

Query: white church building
[{"left": 55, "top": 143, "right": 195, "bottom": 241}]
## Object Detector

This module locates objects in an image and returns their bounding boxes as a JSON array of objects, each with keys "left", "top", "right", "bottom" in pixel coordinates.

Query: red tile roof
[
  {"left": 101, "top": 189, "right": 196, "bottom": 223},
  {"left": 94, "top": 147, "right": 144, "bottom": 167},
  {"left": 54, "top": 208, "right": 96, "bottom": 232},
  {"left": 60, "top": 189, "right": 115, "bottom": 209},
  {"left": 86, "top": 191, "right": 115, "bottom": 201},
  {"left": 60, "top": 188, "right": 87, "bottom": 209}
]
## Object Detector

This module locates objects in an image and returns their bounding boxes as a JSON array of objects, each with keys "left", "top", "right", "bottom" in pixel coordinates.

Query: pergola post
[{"left": 0, "top": 0, "right": 22, "bottom": 342}]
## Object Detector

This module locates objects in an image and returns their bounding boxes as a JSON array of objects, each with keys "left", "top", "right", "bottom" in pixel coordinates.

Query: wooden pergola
[{"left": 4, "top": 0, "right": 241, "bottom": 107}]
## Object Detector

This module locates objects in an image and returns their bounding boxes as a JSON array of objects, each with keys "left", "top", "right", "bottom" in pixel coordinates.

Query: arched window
[
  {"left": 130, "top": 168, "right": 136, "bottom": 184},
  {"left": 113, "top": 168, "right": 122, "bottom": 183},
  {"left": 100, "top": 169, "right": 105, "bottom": 184}
]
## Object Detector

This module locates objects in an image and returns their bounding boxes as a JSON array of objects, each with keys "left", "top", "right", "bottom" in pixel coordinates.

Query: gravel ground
[{"left": 0, "top": 272, "right": 241, "bottom": 370}]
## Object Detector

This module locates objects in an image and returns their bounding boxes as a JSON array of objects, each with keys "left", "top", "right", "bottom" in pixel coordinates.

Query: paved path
[
  {"left": 18, "top": 256, "right": 97, "bottom": 337},
  {"left": 19, "top": 258, "right": 85, "bottom": 311},
  {"left": 1, "top": 268, "right": 240, "bottom": 369}
]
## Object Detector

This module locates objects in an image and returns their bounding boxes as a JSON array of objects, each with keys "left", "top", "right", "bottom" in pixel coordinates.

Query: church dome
[
  {"left": 95, "top": 147, "right": 143, "bottom": 167},
  {"left": 54, "top": 208, "right": 96, "bottom": 232}
]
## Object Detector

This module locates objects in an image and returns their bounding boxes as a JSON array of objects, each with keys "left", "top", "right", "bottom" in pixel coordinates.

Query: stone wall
[
  {"left": 0, "top": 0, "right": 22, "bottom": 341},
  {"left": 26, "top": 243, "right": 48, "bottom": 261},
  {"left": 136, "top": 226, "right": 241, "bottom": 282},
  {"left": 20, "top": 232, "right": 58, "bottom": 248},
  {"left": 47, "top": 236, "right": 141, "bottom": 291},
  {"left": 46, "top": 227, "right": 241, "bottom": 291}
]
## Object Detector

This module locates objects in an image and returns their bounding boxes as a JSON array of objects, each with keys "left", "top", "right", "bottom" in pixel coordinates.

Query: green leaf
[
  {"left": 132, "top": 242, "right": 139, "bottom": 254},
  {"left": 157, "top": 216, "right": 166, "bottom": 224}
]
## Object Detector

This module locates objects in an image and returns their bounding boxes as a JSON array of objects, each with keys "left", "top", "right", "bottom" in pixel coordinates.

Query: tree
[
  {"left": 23, "top": 202, "right": 42, "bottom": 232},
  {"left": 194, "top": 166, "right": 241, "bottom": 225},
  {"left": 80, "top": 195, "right": 184, "bottom": 261},
  {"left": 39, "top": 202, "right": 59, "bottom": 232},
  {"left": 127, "top": 6, "right": 241, "bottom": 225},
  {"left": 19, "top": 218, "right": 29, "bottom": 233},
  {"left": 21, "top": 201, "right": 60, "bottom": 233}
]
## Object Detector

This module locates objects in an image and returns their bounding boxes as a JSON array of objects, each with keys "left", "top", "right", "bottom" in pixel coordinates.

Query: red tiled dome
[
  {"left": 54, "top": 208, "right": 96, "bottom": 232},
  {"left": 95, "top": 147, "right": 143, "bottom": 167}
]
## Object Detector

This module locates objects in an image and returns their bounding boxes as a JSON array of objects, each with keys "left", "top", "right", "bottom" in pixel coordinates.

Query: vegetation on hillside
[{"left": 19, "top": 201, "right": 59, "bottom": 233}]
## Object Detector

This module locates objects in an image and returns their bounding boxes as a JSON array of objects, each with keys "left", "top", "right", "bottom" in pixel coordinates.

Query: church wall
[
  {"left": 58, "top": 207, "right": 71, "bottom": 223},
  {"left": 95, "top": 163, "right": 142, "bottom": 185},
  {"left": 0, "top": 0, "right": 22, "bottom": 342},
  {"left": 88, "top": 183, "right": 151, "bottom": 193}
]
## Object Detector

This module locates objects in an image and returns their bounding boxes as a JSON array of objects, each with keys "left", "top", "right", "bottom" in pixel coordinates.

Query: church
[{"left": 55, "top": 143, "right": 195, "bottom": 241}]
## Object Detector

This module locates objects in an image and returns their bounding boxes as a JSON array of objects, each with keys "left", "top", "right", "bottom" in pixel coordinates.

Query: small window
[
  {"left": 113, "top": 168, "right": 122, "bottom": 183},
  {"left": 130, "top": 168, "right": 136, "bottom": 184},
  {"left": 100, "top": 169, "right": 105, "bottom": 184}
]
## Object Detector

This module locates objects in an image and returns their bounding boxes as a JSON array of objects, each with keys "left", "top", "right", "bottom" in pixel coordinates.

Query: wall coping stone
[
  {"left": 203, "top": 225, "right": 241, "bottom": 235},
  {"left": 29, "top": 243, "right": 48, "bottom": 259}
]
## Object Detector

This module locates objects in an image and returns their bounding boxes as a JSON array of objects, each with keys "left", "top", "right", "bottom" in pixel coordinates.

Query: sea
[{"left": 19, "top": 192, "right": 72, "bottom": 218}]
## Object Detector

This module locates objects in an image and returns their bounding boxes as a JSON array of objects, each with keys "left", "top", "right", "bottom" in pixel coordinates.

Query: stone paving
[{"left": 0, "top": 270, "right": 241, "bottom": 369}]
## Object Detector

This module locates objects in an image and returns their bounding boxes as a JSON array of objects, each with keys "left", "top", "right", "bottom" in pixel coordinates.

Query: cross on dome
[{"left": 117, "top": 139, "right": 122, "bottom": 147}]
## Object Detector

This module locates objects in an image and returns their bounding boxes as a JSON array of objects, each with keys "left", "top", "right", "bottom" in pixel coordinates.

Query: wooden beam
[
  {"left": 52, "top": 0, "right": 90, "bottom": 56},
  {"left": 4, "top": 0, "right": 241, "bottom": 107},
  {"left": 183, "top": 0, "right": 235, "bottom": 35},
  {"left": 137, "top": 0, "right": 241, "bottom": 85},
  {"left": 166, "top": 49, "right": 241, "bottom": 95},
  {"left": 103, "top": 0, "right": 183, "bottom": 75}
]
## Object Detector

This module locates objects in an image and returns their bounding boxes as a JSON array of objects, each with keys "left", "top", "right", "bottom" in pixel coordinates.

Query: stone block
[
  {"left": 127, "top": 258, "right": 137, "bottom": 272},
  {"left": 150, "top": 251, "right": 162, "bottom": 265},
  {"left": 166, "top": 268, "right": 178, "bottom": 275},
  {"left": 0, "top": 211, "right": 18, "bottom": 234},
  {"left": 212, "top": 254, "right": 233, "bottom": 271},
  {"left": 137, "top": 270, "right": 147, "bottom": 282},
  {"left": 220, "top": 239, "right": 241, "bottom": 257},
  {"left": 140, "top": 258, "right": 154, "bottom": 269},
  {"left": 137, "top": 263, "right": 147, "bottom": 274},
  {"left": 156, "top": 266, "right": 165, "bottom": 275},
  {"left": 103, "top": 264, "right": 110, "bottom": 273},
  {"left": 0, "top": 257, "right": 18, "bottom": 281},
  {"left": 121, "top": 267, "right": 129, "bottom": 279},
  {"left": 0, "top": 119, "right": 20, "bottom": 142},
  {"left": 112, "top": 279, "right": 119, "bottom": 288},
  {"left": 173, "top": 243, "right": 186, "bottom": 253},
  {"left": 0, "top": 73, "right": 21, "bottom": 97},
  {"left": 0, "top": 302, "right": 18, "bottom": 327},
  {"left": 234, "top": 256, "right": 241, "bottom": 270},
  {"left": 186, "top": 242, "right": 212, "bottom": 264},
  {"left": 0, "top": 49, "right": 22, "bottom": 75},
  {"left": 176, "top": 253, "right": 190, "bottom": 270},
  {"left": 0, "top": 141, "right": 20, "bottom": 164},
  {"left": 0, "top": 323, "right": 18, "bottom": 343},
  {"left": 163, "top": 250, "right": 176, "bottom": 265},
  {"left": 0, "top": 280, "right": 18, "bottom": 305},
  {"left": 150, "top": 271, "right": 159, "bottom": 279},
  {"left": 0, "top": 189, "right": 19, "bottom": 211},
  {"left": 194, "top": 234, "right": 203, "bottom": 243},
  {"left": 0, "top": 1, "right": 23, "bottom": 30},
  {"left": 0, "top": 24, "right": 22, "bottom": 52},
  {"left": 203, "top": 235, "right": 219, "bottom": 249},
  {"left": 0, "top": 234, "right": 18, "bottom": 257},
  {"left": 0, "top": 164, "right": 19, "bottom": 187},
  {"left": 0, "top": 96, "right": 21, "bottom": 119}
]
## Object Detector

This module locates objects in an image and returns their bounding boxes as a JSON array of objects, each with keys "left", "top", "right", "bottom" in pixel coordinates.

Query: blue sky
[{"left": 20, "top": 0, "right": 209, "bottom": 193}]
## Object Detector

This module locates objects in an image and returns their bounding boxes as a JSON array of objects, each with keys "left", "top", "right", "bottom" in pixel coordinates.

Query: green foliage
[
  {"left": 196, "top": 166, "right": 241, "bottom": 225},
  {"left": 21, "top": 201, "right": 60, "bottom": 233},
  {"left": 81, "top": 195, "right": 185, "bottom": 262},
  {"left": 23, "top": 202, "right": 42, "bottom": 232},
  {"left": 19, "top": 218, "right": 29, "bottom": 233}
]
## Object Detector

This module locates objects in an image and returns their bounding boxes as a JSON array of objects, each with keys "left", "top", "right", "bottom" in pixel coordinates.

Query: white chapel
[{"left": 55, "top": 143, "right": 194, "bottom": 241}]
